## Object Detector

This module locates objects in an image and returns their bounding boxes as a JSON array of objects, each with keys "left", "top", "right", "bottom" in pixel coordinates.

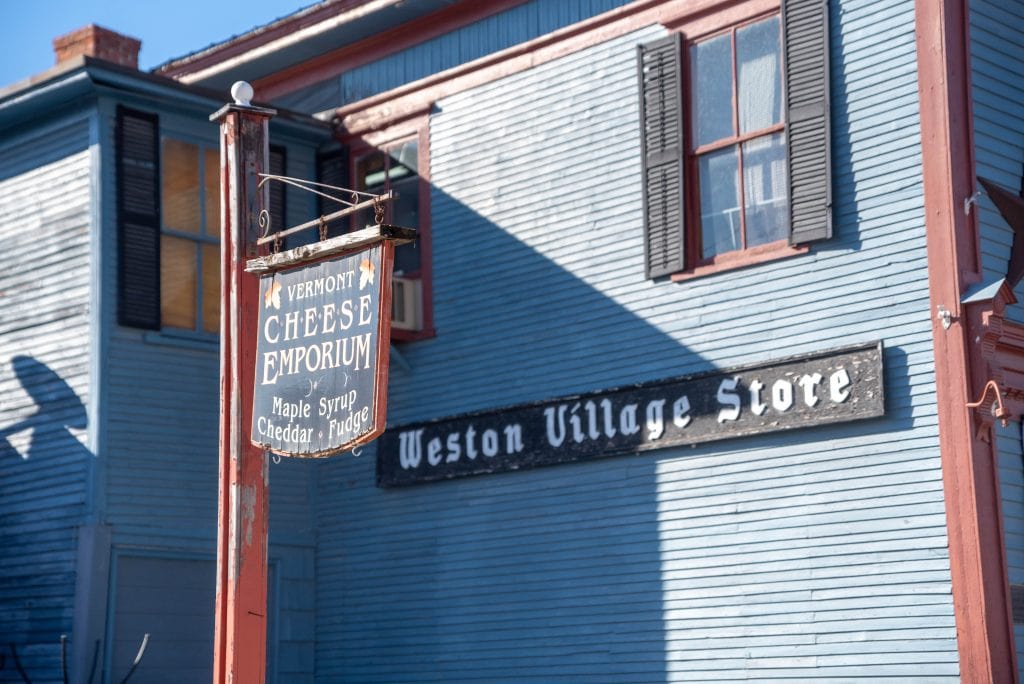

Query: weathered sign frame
[
  {"left": 378, "top": 341, "right": 885, "bottom": 486},
  {"left": 247, "top": 224, "right": 415, "bottom": 458}
]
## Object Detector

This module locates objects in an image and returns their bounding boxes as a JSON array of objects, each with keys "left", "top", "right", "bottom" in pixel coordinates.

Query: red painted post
[{"left": 210, "top": 83, "right": 275, "bottom": 684}]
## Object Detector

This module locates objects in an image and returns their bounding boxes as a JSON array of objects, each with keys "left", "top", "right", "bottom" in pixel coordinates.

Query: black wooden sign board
[
  {"left": 251, "top": 242, "right": 393, "bottom": 457},
  {"left": 377, "top": 342, "right": 885, "bottom": 486}
]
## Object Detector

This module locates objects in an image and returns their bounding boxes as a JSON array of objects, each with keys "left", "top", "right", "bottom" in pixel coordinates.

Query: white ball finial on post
[{"left": 231, "top": 81, "right": 254, "bottom": 106}]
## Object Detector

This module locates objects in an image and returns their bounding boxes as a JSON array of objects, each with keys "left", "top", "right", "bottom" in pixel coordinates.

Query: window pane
[
  {"left": 163, "top": 139, "right": 201, "bottom": 234},
  {"left": 161, "top": 235, "right": 197, "bottom": 329},
  {"left": 743, "top": 132, "right": 789, "bottom": 247},
  {"left": 201, "top": 243, "right": 220, "bottom": 334},
  {"left": 388, "top": 140, "right": 418, "bottom": 180},
  {"left": 698, "top": 146, "right": 741, "bottom": 258},
  {"left": 391, "top": 175, "right": 420, "bottom": 275},
  {"left": 737, "top": 16, "right": 782, "bottom": 134},
  {"left": 204, "top": 149, "right": 220, "bottom": 241},
  {"left": 355, "top": 151, "right": 387, "bottom": 230},
  {"left": 691, "top": 33, "right": 734, "bottom": 147}
]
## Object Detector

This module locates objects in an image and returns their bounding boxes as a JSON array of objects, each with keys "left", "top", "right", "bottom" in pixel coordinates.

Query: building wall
[
  {"left": 971, "top": 0, "right": 1024, "bottom": 320},
  {"left": 314, "top": 0, "right": 957, "bottom": 680},
  {"left": 95, "top": 97, "right": 321, "bottom": 683},
  {"left": 971, "top": 1, "right": 1024, "bottom": 671},
  {"left": 276, "top": 0, "right": 635, "bottom": 114},
  {"left": 997, "top": 420, "right": 1024, "bottom": 676},
  {"left": 0, "top": 112, "right": 95, "bottom": 681}
]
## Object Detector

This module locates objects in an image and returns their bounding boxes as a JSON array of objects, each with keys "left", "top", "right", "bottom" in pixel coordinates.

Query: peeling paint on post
[{"left": 211, "top": 83, "right": 275, "bottom": 684}]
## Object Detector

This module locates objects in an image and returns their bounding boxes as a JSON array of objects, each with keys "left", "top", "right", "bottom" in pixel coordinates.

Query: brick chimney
[{"left": 53, "top": 25, "right": 141, "bottom": 69}]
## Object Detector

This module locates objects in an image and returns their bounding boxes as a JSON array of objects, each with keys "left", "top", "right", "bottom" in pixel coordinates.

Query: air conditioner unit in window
[{"left": 391, "top": 276, "right": 423, "bottom": 331}]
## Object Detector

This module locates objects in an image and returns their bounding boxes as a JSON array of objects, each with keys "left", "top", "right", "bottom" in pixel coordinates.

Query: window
[
  {"left": 160, "top": 138, "right": 221, "bottom": 333},
  {"left": 638, "top": 0, "right": 831, "bottom": 279},
  {"left": 116, "top": 107, "right": 288, "bottom": 334},
  {"left": 353, "top": 139, "right": 421, "bottom": 278},
  {"left": 322, "top": 127, "right": 432, "bottom": 339},
  {"left": 692, "top": 16, "right": 787, "bottom": 259}
]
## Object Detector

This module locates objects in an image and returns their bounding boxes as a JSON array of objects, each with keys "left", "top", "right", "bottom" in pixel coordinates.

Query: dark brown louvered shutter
[
  {"left": 116, "top": 106, "right": 161, "bottom": 329},
  {"left": 316, "top": 147, "right": 349, "bottom": 237},
  {"left": 268, "top": 145, "right": 287, "bottom": 234},
  {"left": 784, "top": 0, "right": 832, "bottom": 245},
  {"left": 638, "top": 34, "right": 685, "bottom": 279}
]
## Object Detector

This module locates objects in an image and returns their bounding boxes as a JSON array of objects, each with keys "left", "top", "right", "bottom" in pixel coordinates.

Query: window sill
[
  {"left": 670, "top": 241, "right": 807, "bottom": 282},
  {"left": 392, "top": 326, "right": 437, "bottom": 343},
  {"left": 143, "top": 329, "right": 219, "bottom": 352}
]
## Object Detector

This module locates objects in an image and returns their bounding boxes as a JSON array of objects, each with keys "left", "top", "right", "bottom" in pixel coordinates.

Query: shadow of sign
[
  {"left": 0, "top": 356, "right": 87, "bottom": 461},
  {"left": 0, "top": 355, "right": 91, "bottom": 680}
]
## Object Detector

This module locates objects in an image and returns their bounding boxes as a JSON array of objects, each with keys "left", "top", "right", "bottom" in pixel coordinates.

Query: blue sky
[{"left": 0, "top": 0, "right": 311, "bottom": 89}]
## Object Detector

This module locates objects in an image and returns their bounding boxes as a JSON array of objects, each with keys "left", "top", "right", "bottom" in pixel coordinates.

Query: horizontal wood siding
[
  {"left": 315, "top": 1, "right": 951, "bottom": 680},
  {"left": 276, "top": 0, "right": 634, "bottom": 114},
  {"left": 997, "top": 420, "right": 1024, "bottom": 675},
  {"left": 0, "top": 116, "right": 93, "bottom": 680},
  {"left": 971, "top": 0, "right": 1024, "bottom": 321},
  {"left": 98, "top": 102, "right": 319, "bottom": 682}
]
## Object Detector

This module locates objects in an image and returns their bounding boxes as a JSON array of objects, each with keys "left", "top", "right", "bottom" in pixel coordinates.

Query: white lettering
[
  {"left": 427, "top": 437, "right": 443, "bottom": 466},
  {"left": 717, "top": 377, "right": 741, "bottom": 422},
  {"left": 798, "top": 373, "right": 823, "bottom": 407},
  {"left": 504, "top": 424, "right": 524, "bottom": 453},
  {"left": 446, "top": 433, "right": 461, "bottom": 462},
  {"left": 466, "top": 425, "right": 478, "bottom": 459},
  {"left": 646, "top": 399, "right": 666, "bottom": 440},
  {"left": 600, "top": 399, "right": 617, "bottom": 438},
  {"left": 772, "top": 379, "right": 794, "bottom": 412},
  {"left": 569, "top": 403, "right": 585, "bottom": 443},
  {"left": 263, "top": 314, "right": 279, "bottom": 343},
  {"left": 620, "top": 404, "right": 640, "bottom": 436},
  {"left": 673, "top": 396, "right": 691, "bottom": 428},
  {"left": 482, "top": 429, "right": 499, "bottom": 457},
  {"left": 830, "top": 368, "right": 852, "bottom": 403},
  {"left": 359, "top": 294, "right": 373, "bottom": 326},
  {"left": 545, "top": 405, "right": 568, "bottom": 447},
  {"left": 749, "top": 379, "right": 767, "bottom": 416},
  {"left": 584, "top": 401, "right": 601, "bottom": 439},
  {"left": 399, "top": 429, "right": 423, "bottom": 469}
]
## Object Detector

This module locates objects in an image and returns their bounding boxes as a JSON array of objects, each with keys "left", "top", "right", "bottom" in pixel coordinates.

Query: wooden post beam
[{"left": 210, "top": 84, "right": 275, "bottom": 684}]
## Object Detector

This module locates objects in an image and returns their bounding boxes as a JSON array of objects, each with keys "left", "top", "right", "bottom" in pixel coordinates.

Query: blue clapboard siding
[
  {"left": 971, "top": 0, "right": 1024, "bottom": 321},
  {"left": 997, "top": 421, "right": 1024, "bottom": 676},
  {"left": 0, "top": 114, "right": 93, "bottom": 681},
  {"left": 96, "top": 99, "right": 319, "bottom": 683},
  {"left": 276, "top": 0, "right": 635, "bottom": 114},
  {"left": 314, "top": 0, "right": 954, "bottom": 679}
]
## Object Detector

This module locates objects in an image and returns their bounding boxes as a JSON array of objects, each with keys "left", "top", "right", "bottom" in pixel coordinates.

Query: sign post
[{"left": 211, "top": 82, "right": 274, "bottom": 684}]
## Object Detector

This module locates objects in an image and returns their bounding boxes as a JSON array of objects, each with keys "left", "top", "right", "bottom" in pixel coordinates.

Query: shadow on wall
[
  {"left": 1, "top": 355, "right": 88, "bottom": 460},
  {"left": 0, "top": 356, "right": 92, "bottom": 682},
  {"left": 314, "top": 176, "right": 707, "bottom": 680}
]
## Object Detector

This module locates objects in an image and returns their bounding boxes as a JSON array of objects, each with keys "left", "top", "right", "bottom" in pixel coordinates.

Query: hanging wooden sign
[
  {"left": 378, "top": 342, "right": 885, "bottom": 486},
  {"left": 249, "top": 234, "right": 402, "bottom": 457}
]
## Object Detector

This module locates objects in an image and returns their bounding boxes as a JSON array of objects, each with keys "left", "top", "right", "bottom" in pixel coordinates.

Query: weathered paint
[
  {"left": 212, "top": 101, "right": 274, "bottom": 684},
  {"left": 97, "top": 95, "right": 321, "bottom": 682},
  {"left": 917, "top": 0, "right": 1018, "bottom": 678},
  {"left": 311, "top": 0, "right": 959, "bottom": 678},
  {"left": 0, "top": 113, "right": 93, "bottom": 680}
]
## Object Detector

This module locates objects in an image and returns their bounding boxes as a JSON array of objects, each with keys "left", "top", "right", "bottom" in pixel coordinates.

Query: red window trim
[
  {"left": 344, "top": 118, "right": 435, "bottom": 342},
  {"left": 682, "top": 10, "right": 789, "bottom": 273},
  {"left": 670, "top": 240, "right": 806, "bottom": 282}
]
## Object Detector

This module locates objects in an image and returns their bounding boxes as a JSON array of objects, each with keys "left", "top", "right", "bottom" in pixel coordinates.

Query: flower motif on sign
[
  {"left": 359, "top": 259, "right": 375, "bottom": 289},
  {"left": 264, "top": 280, "right": 282, "bottom": 309}
]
